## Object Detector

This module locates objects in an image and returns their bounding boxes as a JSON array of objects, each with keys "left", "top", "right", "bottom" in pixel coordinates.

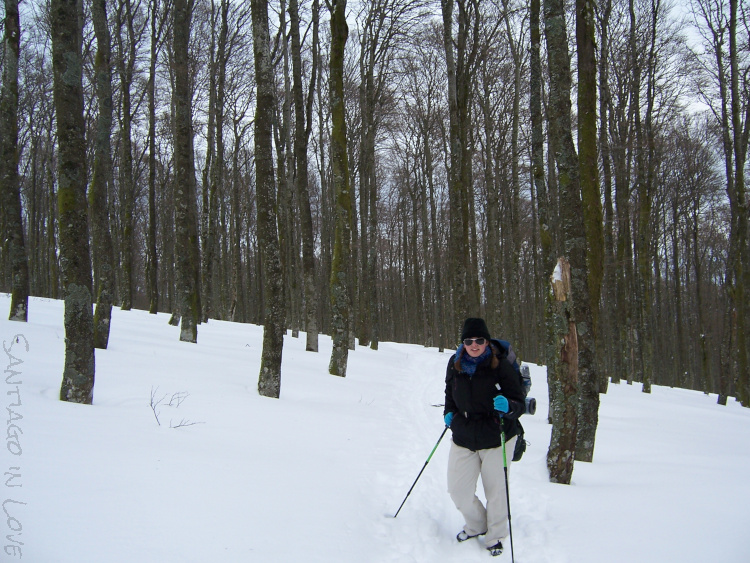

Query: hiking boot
[
  {"left": 456, "top": 530, "right": 486, "bottom": 542},
  {"left": 486, "top": 541, "right": 503, "bottom": 556}
]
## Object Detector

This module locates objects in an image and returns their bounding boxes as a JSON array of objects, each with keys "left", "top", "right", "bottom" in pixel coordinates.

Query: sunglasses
[{"left": 463, "top": 337, "right": 487, "bottom": 346}]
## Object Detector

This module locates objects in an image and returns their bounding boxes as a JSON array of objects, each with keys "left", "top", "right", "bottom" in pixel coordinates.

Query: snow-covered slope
[{"left": 2, "top": 294, "right": 748, "bottom": 562}]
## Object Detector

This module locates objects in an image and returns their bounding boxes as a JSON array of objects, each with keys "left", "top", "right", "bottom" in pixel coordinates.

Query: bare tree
[
  {"left": 173, "top": 0, "right": 201, "bottom": 342},
  {"left": 115, "top": 0, "right": 147, "bottom": 311},
  {"left": 544, "top": 0, "right": 598, "bottom": 481},
  {"left": 327, "top": 0, "right": 352, "bottom": 377},
  {"left": 147, "top": 0, "right": 171, "bottom": 315},
  {"left": 692, "top": 0, "right": 750, "bottom": 406},
  {"left": 52, "top": 0, "right": 96, "bottom": 403},
  {"left": 252, "top": 0, "right": 285, "bottom": 396},
  {"left": 290, "top": 0, "right": 320, "bottom": 352},
  {"left": 1, "top": 0, "right": 29, "bottom": 321},
  {"left": 441, "top": 0, "right": 482, "bottom": 328},
  {"left": 575, "top": 0, "right": 602, "bottom": 461},
  {"left": 90, "top": 0, "right": 117, "bottom": 349}
]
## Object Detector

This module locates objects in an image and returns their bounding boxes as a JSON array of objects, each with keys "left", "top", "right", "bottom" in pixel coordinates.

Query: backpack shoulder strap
[{"left": 493, "top": 339, "right": 518, "bottom": 370}]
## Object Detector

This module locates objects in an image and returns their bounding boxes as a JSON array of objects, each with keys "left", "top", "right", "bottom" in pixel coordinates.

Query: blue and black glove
[
  {"left": 444, "top": 412, "right": 455, "bottom": 427},
  {"left": 493, "top": 395, "right": 509, "bottom": 414}
]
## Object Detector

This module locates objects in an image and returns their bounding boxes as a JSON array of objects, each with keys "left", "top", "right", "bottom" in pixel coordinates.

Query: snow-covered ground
[{"left": 2, "top": 294, "right": 748, "bottom": 562}]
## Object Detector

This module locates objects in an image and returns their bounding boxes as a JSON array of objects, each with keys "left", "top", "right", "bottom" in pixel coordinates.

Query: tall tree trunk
[
  {"left": 209, "top": 0, "right": 229, "bottom": 320},
  {"left": 229, "top": 120, "right": 250, "bottom": 322},
  {"left": 530, "top": 0, "right": 551, "bottom": 369},
  {"left": 147, "top": 0, "right": 167, "bottom": 315},
  {"left": 532, "top": 0, "right": 558, "bottom": 421},
  {"left": 442, "top": 0, "right": 480, "bottom": 329},
  {"left": 173, "top": 0, "right": 201, "bottom": 343},
  {"left": 598, "top": 0, "right": 615, "bottom": 392},
  {"left": 501, "top": 0, "right": 523, "bottom": 344},
  {"left": 52, "top": 0, "right": 95, "bottom": 403},
  {"left": 692, "top": 196, "right": 711, "bottom": 393},
  {"left": 427, "top": 125, "right": 445, "bottom": 351},
  {"left": 252, "top": 0, "right": 285, "bottom": 397},
  {"left": 327, "top": 0, "right": 352, "bottom": 377},
  {"left": 728, "top": 0, "right": 750, "bottom": 406},
  {"left": 481, "top": 66, "right": 501, "bottom": 335},
  {"left": 545, "top": 0, "right": 595, "bottom": 479},
  {"left": 290, "top": 0, "right": 319, "bottom": 351},
  {"left": 357, "top": 27, "right": 374, "bottom": 348},
  {"left": 1, "top": 0, "right": 29, "bottom": 322},
  {"left": 275, "top": 0, "right": 295, "bottom": 335},
  {"left": 47, "top": 158, "right": 60, "bottom": 299},
  {"left": 575, "top": 0, "right": 601, "bottom": 462},
  {"left": 90, "top": 0, "right": 116, "bottom": 348},
  {"left": 201, "top": 0, "right": 221, "bottom": 322},
  {"left": 635, "top": 0, "right": 659, "bottom": 394},
  {"left": 116, "top": 0, "right": 137, "bottom": 311}
]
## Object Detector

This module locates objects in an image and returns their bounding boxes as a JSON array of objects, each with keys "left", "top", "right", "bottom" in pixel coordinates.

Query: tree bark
[
  {"left": 115, "top": 0, "right": 139, "bottom": 311},
  {"left": 173, "top": 0, "right": 201, "bottom": 343},
  {"left": 727, "top": 0, "right": 750, "bottom": 406},
  {"left": 442, "top": 0, "right": 480, "bottom": 329},
  {"left": 574, "top": 0, "right": 601, "bottom": 462},
  {"left": 598, "top": 0, "right": 615, "bottom": 392},
  {"left": 147, "top": 0, "right": 168, "bottom": 315},
  {"left": 252, "top": 0, "right": 286, "bottom": 396},
  {"left": 289, "top": 0, "right": 320, "bottom": 352},
  {"left": 545, "top": 0, "right": 598, "bottom": 475},
  {"left": 52, "top": 0, "right": 95, "bottom": 403},
  {"left": 547, "top": 258, "right": 578, "bottom": 484},
  {"left": 1, "top": 0, "right": 29, "bottom": 322},
  {"left": 90, "top": 0, "right": 117, "bottom": 348},
  {"left": 328, "top": 0, "right": 352, "bottom": 377}
]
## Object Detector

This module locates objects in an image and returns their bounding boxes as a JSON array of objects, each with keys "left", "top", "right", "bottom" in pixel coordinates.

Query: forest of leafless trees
[{"left": 1, "top": 0, "right": 748, "bottom": 417}]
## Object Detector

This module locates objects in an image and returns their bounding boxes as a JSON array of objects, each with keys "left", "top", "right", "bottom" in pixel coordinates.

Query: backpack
[{"left": 492, "top": 339, "right": 534, "bottom": 461}]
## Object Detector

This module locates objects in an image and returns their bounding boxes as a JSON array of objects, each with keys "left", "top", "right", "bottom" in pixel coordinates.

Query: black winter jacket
[{"left": 444, "top": 340, "right": 525, "bottom": 451}]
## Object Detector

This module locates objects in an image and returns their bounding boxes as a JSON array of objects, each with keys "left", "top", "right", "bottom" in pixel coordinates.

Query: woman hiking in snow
[{"left": 443, "top": 317, "right": 525, "bottom": 557}]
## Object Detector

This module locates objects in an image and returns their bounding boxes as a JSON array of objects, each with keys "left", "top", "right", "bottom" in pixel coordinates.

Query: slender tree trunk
[
  {"left": 545, "top": 0, "right": 595, "bottom": 478},
  {"left": 47, "top": 158, "right": 60, "bottom": 299},
  {"left": 52, "top": 0, "right": 95, "bottom": 403},
  {"left": 173, "top": 0, "right": 201, "bottom": 343},
  {"left": 575, "top": 0, "right": 601, "bottom": 462},
  {"left": 636, "top": 0, "right": 659, "bottom": 394},
  {"left": 200, "top": 0, "right": 222, "bottom": 323},
  {"left": 530, "top": 0, "right": 550, "bottom": 370},
  {"left": 1, "top": 0, "right": 29, "bottom": 322},
  {"left": 692, "top": 197, "right": 711, "bottom": 393},
  {"left": 116, "top": 0, "right": 137, "bottom": 311},
  {"left": 328, "top": 0, "right": 352, "bottom": 377},
  {"left": 90, "top": 0, "right": 116, "bottom": 348},
  {"left": 147, "top": 0, "right": 166, "bottom": 315},
  {"left": 209, "top": 0, "right": 229, "bottom": 320},
  {"left": 728, "top": 0, "right": 750, "bottom": 406},
  {"left": 441, "top": 0, "right": 479, "bottom": 328},
  {"left": 252, "top": 0, "right": 285, "bottom": 396},
  {"left": 230, "top": 121, "right": 249, "bottom": 322},
  {"left": 598, "top": 0, "right": 614, "bottom": 392},
  {"left": 290, "top": 0, "right": 319, "bottom": 352},
  {"left": 427, "top": 126, "right": 445, "bottom": 351},
  {"left": 501, "top": 0, "right": 523, "bottom": 344}
]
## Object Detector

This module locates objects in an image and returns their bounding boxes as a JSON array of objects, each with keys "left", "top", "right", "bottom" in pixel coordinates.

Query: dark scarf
[{"left": 456, "top": 344, "right": 491, "bottom": 375}]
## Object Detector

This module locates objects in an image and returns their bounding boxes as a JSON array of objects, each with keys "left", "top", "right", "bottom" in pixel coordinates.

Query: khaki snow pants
[{"left": 447, "top": 436, "right": 516, "bottom": 547}]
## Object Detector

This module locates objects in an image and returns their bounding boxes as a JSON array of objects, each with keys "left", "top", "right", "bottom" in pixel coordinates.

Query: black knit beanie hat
[{"left": 461, "top": 317, "right": 491, "bottom": 341}]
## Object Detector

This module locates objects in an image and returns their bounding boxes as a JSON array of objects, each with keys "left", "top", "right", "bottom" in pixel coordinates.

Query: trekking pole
[
  {"left": 393, "top": 426, "right": 449, "bottom": 518},
  {"left": 500, "top": 421, "right": 516, "bottom": 563}
]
